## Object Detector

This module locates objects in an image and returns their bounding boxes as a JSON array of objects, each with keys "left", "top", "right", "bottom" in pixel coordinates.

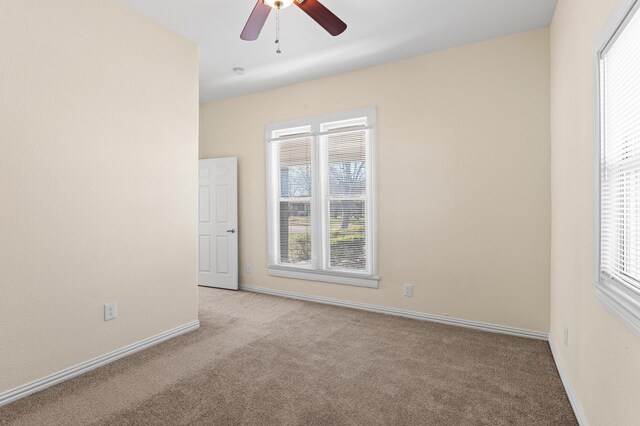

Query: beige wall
[
  {"left": 0, "top": 0, "right": 198, "bottom": 393},
  {"left": 550, "top": 0, "right": 640, "bottom": 424},
  {"left": 200, "top": 28, "right": 551, "bottom": 333}
]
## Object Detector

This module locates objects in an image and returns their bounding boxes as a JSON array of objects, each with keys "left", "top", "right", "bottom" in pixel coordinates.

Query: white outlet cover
[
  {"left": 403, "top": 284, "right": 413, "bottom": 297},
  {"left": 104, "top": 303, "right": 118, "bottom": 321}
]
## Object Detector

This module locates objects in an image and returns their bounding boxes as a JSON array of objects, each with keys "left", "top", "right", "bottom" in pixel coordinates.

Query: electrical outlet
[
  {"left": 244, "top": 264, "right": 252, "bottom": 274},
  {"left": 403, "top": 283, "right": 413, "bottom": 297},
  {"left": 104, "top": 302, "right": 117, "bottom": 321},
  {"left": 563, "top": 326, "right": 569, "bottom": 347}
]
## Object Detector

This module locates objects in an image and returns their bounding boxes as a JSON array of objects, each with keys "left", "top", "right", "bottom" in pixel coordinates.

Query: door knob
[{"left": 227, "top": 228, "right": 236, "bottom": 233}]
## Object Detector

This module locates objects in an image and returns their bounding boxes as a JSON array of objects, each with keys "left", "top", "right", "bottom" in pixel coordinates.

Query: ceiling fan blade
[
  {"left": 295, "top": 0, "right": 347, "bottom": 36},
  {"left": 240, "top": 0, "right": 272, "bottom": 41}
]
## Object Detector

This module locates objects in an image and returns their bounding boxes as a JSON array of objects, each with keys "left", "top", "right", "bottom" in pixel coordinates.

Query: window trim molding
[
  {"left": 594, "top": 0, "right": 640, "bottom": 337},
  {"left": 264, "top": 107, "right": 379, "bottom": 288}
]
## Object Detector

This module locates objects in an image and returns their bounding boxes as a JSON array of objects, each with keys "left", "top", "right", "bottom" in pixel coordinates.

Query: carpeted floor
[{"left": 1, "top": 288, "right": 576, "bottom": 425}]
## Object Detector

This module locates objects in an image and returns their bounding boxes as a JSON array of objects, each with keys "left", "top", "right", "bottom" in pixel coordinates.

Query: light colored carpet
[{"left": 1, "top": 288, "right": 576, "bottom": 425}]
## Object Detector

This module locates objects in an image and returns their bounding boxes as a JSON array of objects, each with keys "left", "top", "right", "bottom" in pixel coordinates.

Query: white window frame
[
  {"left": 594, "top": 0, "right": 640, "bottom": 337},
  {"left": 265, "top": 107, "right": 379, "bottom": 288}
]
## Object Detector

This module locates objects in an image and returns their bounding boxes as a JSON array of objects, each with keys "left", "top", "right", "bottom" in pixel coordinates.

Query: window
[
  {"left": 265, "top": 108, "right": 378, "bottom": 288},
  {"left": 596, "top": 0, "right": 640, "bottom": 336}
]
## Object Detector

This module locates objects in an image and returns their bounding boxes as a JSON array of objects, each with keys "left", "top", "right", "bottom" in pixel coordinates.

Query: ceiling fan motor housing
[{"left": 264, "top": 0, "right": 294, "bottom": 9}]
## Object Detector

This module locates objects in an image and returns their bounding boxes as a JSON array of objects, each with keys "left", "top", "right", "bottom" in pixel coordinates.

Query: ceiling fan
[{"left": 240, "top": 0, "right": 347, "bottom": 42}]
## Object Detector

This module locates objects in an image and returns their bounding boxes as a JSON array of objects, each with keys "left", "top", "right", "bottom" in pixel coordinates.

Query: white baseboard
[
  {"left": 0, "top": 320, "right": 200, "bottom": 407},
  {"left": 548, "top": 336, "right": 587, "bottom": 426},
  {"left": 239, "top": 284, "right": 548, "bottom": 340}
]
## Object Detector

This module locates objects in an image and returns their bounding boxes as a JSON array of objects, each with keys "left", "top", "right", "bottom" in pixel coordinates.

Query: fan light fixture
[{"left": 264, "top": 0, "right": 294, "bottom": 9}]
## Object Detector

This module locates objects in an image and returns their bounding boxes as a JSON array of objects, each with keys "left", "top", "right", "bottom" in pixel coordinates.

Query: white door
[{"left": 198, "top": 157, "right": 238, "bottom": 290}]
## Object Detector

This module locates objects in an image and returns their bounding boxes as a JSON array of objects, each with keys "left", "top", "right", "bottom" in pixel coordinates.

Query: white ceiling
[{"left": 121, "top": 0, "right": 557, "bottom": 103}]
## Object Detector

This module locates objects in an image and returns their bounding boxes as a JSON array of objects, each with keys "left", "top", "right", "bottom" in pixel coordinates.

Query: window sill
[
  {"left": 268, "top": 266, "right": 380, "bottom": 288},
  {"left": 597, "top": 277, "right": 640, "bottom": 338}
]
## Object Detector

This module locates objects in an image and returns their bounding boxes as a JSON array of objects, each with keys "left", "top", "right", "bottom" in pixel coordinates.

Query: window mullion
[
  {"left": 311, "top": 131, "right": 323, "bottom": 272},
  {"left": 366, "top": 128, "right": 375, "bottom": 276},
  {"left": 319, "top": 119, "right": 329, "bottom": 272},
  {"left": 272, "top": 141, "right": 281, "bottom": 266}
]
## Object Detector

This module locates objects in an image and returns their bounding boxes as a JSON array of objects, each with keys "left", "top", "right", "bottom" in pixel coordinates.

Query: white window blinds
[
  {"left": 266, "top": 108, "right": 378, "bottom": 287},
  {"left": 600, "top": 3, "right": 640, "bottom": 293},
  {"left": 277, "top": 135, "right": 313, "bottom": 267},
  {"left": 321, "top": 122, "right": 369, "bottom": 272}
]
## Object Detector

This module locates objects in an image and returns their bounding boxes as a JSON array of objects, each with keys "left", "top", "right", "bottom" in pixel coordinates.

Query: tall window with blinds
[
  {"left": 278, "top": 133, "right": 313, "bottom": 267},
  {"left": 597, "top": 0, "right": 640, "bottom": 335},
  {"left": 266, "top": 108, "right": 378, "bottom": 288}
]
